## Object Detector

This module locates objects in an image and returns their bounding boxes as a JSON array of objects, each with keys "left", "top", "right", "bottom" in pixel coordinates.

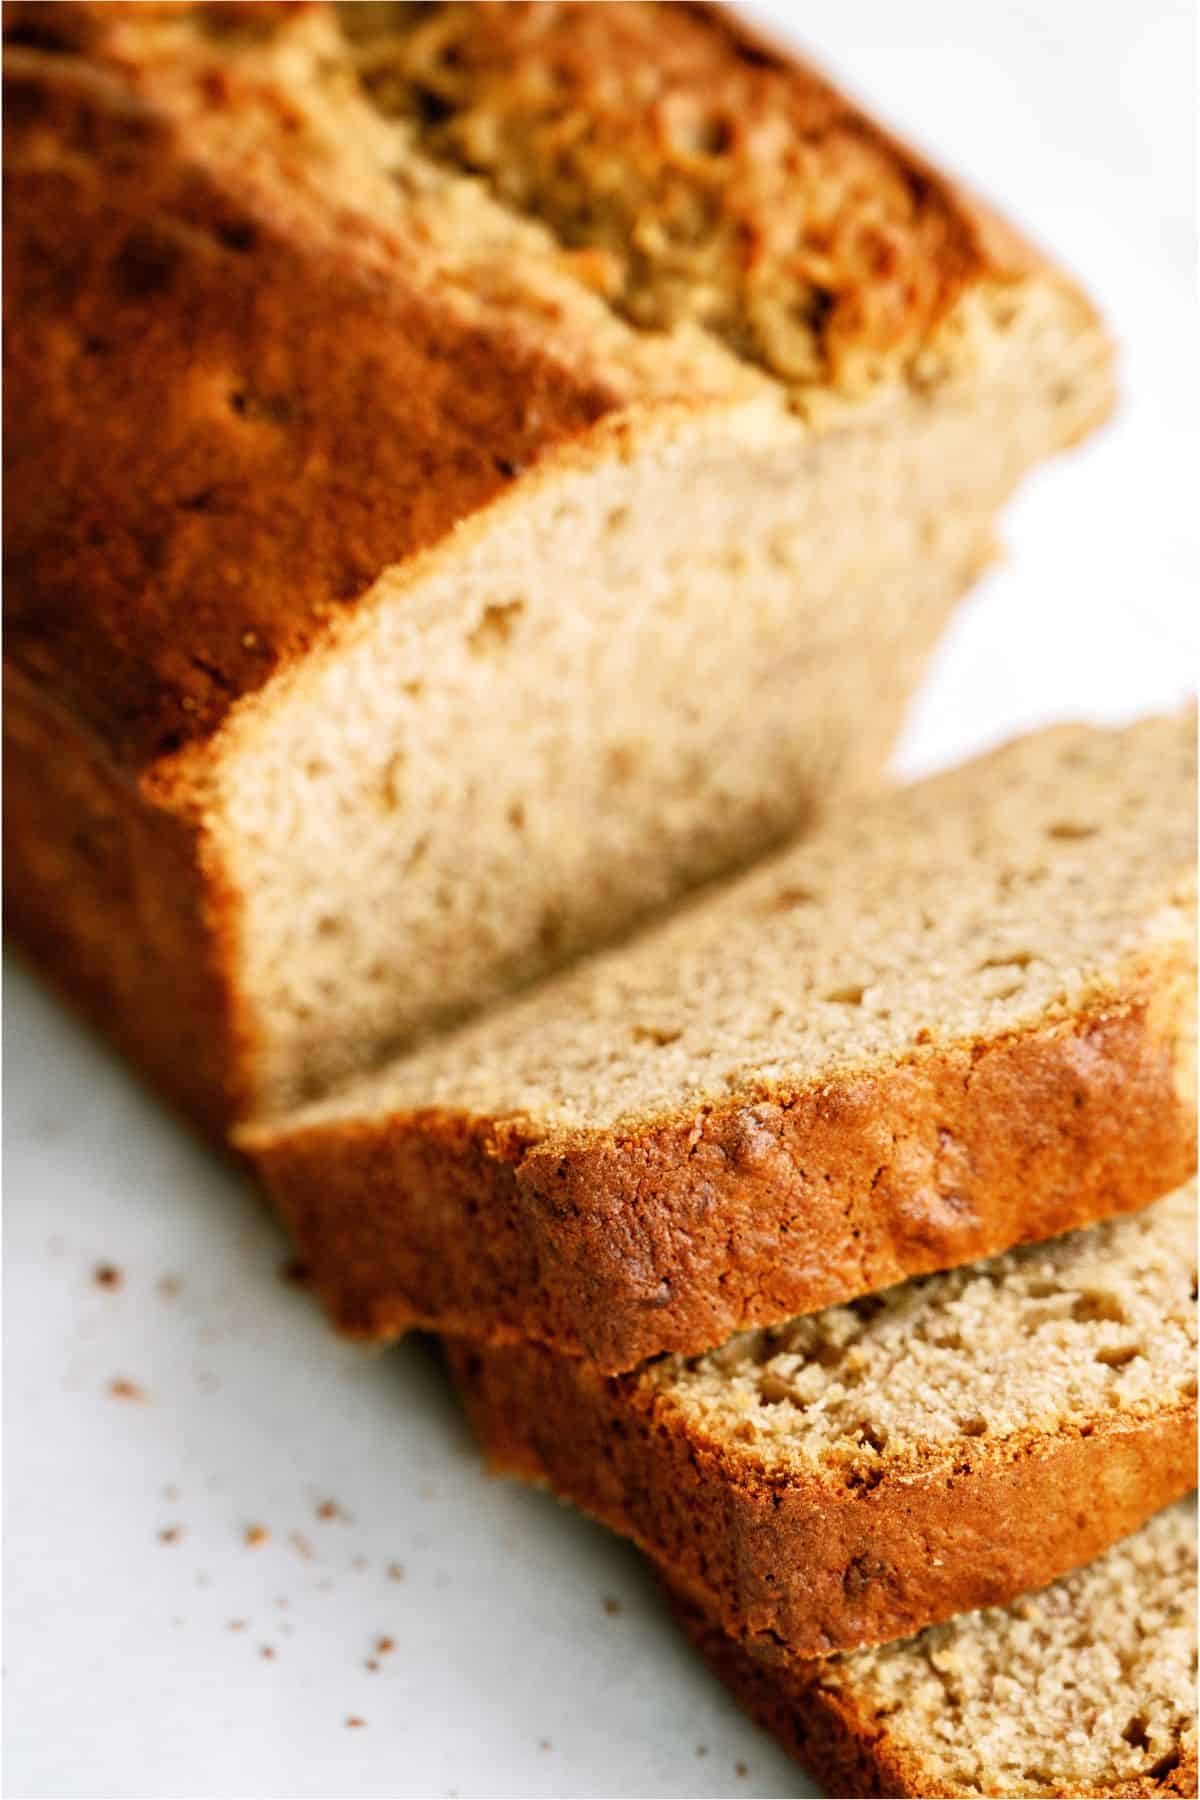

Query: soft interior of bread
[
  {"left": 828, "top": 1498, "right": 1197, "bottom": 1796},
  {"left": 269, "top": 712, "right": 1195, "bottom": 1132},
  {"left": 184, "top": 2, "right": 1114, "bottom": 1117},
  {"left": 650, "top": 1186, "right": 1196, "bottom": 1477}
]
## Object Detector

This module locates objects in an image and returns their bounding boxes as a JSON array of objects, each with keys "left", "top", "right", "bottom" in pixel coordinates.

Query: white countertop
[{"left": 4, "top": 3, "right": 1195, "bottom": 1796}]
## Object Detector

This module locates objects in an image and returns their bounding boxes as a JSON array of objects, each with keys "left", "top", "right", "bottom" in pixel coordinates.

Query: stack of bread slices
[
  {"left": 245, "top": 710, "right": 1198, "bottom": 1797},
  {"left": 5, "top": 5, "right": 1196, "bottom": 1795}
]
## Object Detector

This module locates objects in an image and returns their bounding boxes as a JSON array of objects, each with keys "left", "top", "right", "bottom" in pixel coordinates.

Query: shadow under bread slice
[
  {"left": 669, "top": 1497, "right": 1198, "bottom": 1800},
  {"left": 242, "top": 713, "right": 1196, "bottom": 1372},
  {"left": 447, "top": 1186, "right": 1197, "bottom": 1660}
]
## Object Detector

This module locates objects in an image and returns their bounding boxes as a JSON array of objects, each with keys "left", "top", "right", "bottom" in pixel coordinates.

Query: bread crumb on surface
[
  {"left": 107, "top": 1377, "right": 145, "bottom": 1401},
  {"left": 93, "top": 1263, "right": 123, "bottom": 1290},
  {"left": 158, "top": 1525, "right": 184, "bottom": 1544},
  {"left": 244, "top": 1523, "right": 269, "bottom": 1548}
]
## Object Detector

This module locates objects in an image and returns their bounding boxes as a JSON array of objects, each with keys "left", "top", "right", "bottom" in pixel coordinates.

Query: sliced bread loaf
[
  {"left": 449, "top": 1186, "right": 1198, "bottom": 1660},
  {"left": 4, "top": 1, "right": 1112, "bottom": 1135},
  {"left": 243, "top": 714, "right": 1197, "bottom": 1369},
  {"left": 672, "top": 1498, "right": 1198, "bottom": 1799}
]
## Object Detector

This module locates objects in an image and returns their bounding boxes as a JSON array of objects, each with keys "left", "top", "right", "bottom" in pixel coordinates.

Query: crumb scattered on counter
[
  {"left": 260, "top": 1645, "right": 276, "bottom": 1661},
  {"left": 229, "top": 1620, "right": 247, "bottom": 1633},
  {"left": 108, "top": 1377, "right": 145, "bottom": 1401},
  {"left": 316, "top": 1498, "right": 349, "bottom": 1522},
  {"left": 387, "top": 1562, "right": 405, "bottom": 1582},
  {"left": 157, "top": 1274, "right": 183, "bottom": 1299},
  {"left": 735, "top": 1761, "right": 749, "bottom": 1779},
  {"left": 158, "top": 1525, "right": 184, "bottom": 1545},
  {"left": 93, "top": 1263, "right": 123, "bottom": 1290},
  {"left": 602, "top": 1595, "right": 622, "bottom": 1616},
  {"left": 695, "top": 1745, "right": 709, "bottom": 1758},
  {"left": 345, "top": 1716, "right": 366, "bottom": 1730},
  {"left": 351, "top": 1555, "right": 368, "bottom": 1572},
  {"left": 289, "top": 1531, "right": 315, "bottom": 1560},
  {"left": 244, "top": 1524, "right": 269, "bottom": 1548},
  {"left": 376, "top": 1635, "right": 395, "bottom": 1655},
  {"left": 539, "top": 1739, "right": 552, "bottom": 1752}
]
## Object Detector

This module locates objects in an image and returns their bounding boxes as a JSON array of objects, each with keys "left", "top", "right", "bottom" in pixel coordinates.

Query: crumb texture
[
  {"left": 282, "top": 712, "right": 1197, "bottom": 1138},
  {"left": 655, "top": 1185, "right": 1197, "bottom": 1477},
  {"left": 828, "top": 1499, "right": 1198, "bottom": 1796}
]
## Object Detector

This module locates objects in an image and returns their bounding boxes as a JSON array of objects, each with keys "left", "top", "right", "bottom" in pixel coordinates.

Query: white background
[{"left": 4, "top": 3, "right": 1196, "bottom": 1796}]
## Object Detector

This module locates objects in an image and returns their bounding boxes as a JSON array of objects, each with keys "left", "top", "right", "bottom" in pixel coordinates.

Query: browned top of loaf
[
  {"left": 346, "top": 0, "right": 1036, "bottom": 382},
  {"left": 4, "top": 0, "right": 1052, "bottom": 772}
]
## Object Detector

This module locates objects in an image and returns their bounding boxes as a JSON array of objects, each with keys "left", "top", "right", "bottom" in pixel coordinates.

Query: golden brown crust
[
  {"left": 349, "top": 0, "right": 1046, "bottom": 381},
  {"left": 448, "top": 1325, "right": 1196, "bottom": 1660},
  {"left": 2, "top": 7, "right": 628, "bottom": 767},
  {"left": 3, "top": 0, "right": 1088, "bottom": 772},
  {"left": 669, "top": 1583, "right": 1200, "bottom": 1798},
  {"left": 2, "top": 667, "right": 253, "bottom": 1133},
  {"left": 249, "top": 980, "right": 1198, "bottom": 1371}
]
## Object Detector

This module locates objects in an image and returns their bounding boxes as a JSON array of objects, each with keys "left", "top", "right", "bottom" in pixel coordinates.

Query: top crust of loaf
[{"left": 3, "top": 0, "right": 1096, "bottom": 772}]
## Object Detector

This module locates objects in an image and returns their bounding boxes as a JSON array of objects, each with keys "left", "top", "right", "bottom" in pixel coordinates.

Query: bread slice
[
  {"left": 671, "top": 1499, "right": 1198, "bottom": 1799},
  {"left": 242, "top": 714, "right": 1197, "bottom": 1369},
  {"left": 4, "top": 1, "right": 1113, "bottom": 1135},
  {"left": 449, "top": 1186, "right": 1197, "bottom": 1660}
]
